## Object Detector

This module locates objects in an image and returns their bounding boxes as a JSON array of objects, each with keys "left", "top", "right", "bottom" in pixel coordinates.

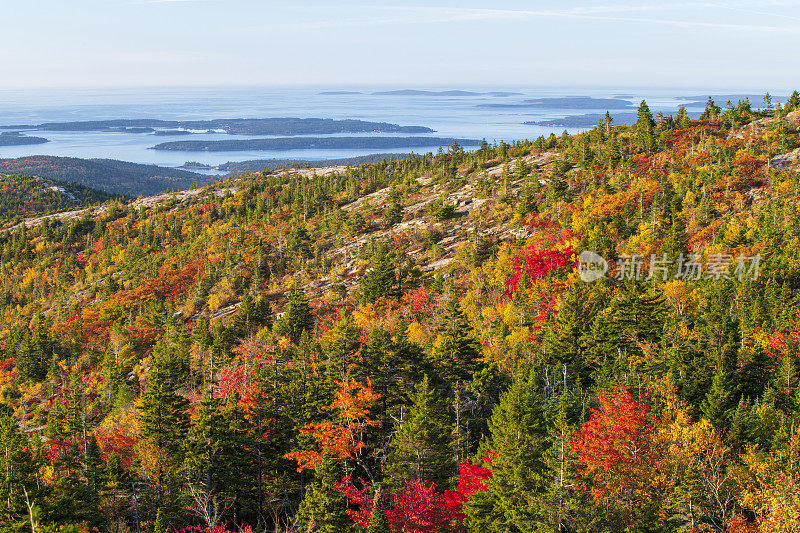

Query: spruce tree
[
  {"left": 433, "top": 296, "right": 482, "bottom": 386},
  {"left": 137, "top": 340, "right": 190, "bottom": 459},
  {"left": 277, "top": 284, "right": 314, "bottom": 344},
  {"left": 634, "top": 100, "right": 656, "bottom": 153},
  {"left": 295, "top": 453, "right": 352, "bottom": 532},
  {"left": 0, "top": 403, "right": 39, "bottom": 529},
  {"left": 360, "top": 244, "right": 399, "bottom": 303},
  {"left": 465, "top": 366, "right": 549, "bottom": 532},
  {"left": 386, "top": 376, "right": 454, "bottom": 489}
]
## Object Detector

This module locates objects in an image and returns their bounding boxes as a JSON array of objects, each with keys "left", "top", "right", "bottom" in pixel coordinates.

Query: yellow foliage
[
  {"left": 663, "top": 280, "right": 691, "bottom": 315},
  {"left": 207, "top": 278, "right": 235, "bottom": 311},
  {"left": 739, "top": 445, "right": 800, "bottom": 532},
  {"left": 406, "top": 321, "right": 429, "bottom": 346}
]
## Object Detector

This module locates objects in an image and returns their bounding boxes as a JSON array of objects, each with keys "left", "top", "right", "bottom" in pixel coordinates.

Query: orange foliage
[{"left": 285, "top": 377, "right": 381, "bottom": 471}]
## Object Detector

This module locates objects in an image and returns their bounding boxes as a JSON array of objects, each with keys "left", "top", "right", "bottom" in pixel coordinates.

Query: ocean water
[{"left": 0, "top": 85, "right": 771, "bottom": 169}]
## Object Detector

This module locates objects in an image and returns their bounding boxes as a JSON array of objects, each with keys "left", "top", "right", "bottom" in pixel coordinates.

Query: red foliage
[
  {"left": 571, "top": 387, "right": 655, "bottom": 503},
  {"left": 178, "top": 526, "right": 253, "bottom": 533},
  {"left": 335, "top": 455, "right": 493, "bottom": 532},
  {"left": 387, "top": 479, "right": 457, "bottom": 533},
  {"left": 766, "top": 308, "right": 800, "bottom": 359},
  {"left": 403, "top": 285, "right": 435, "bottom": 315},
  {"left": 523, "top": 213, "right": 560, "bottom": 231},
  {"left": 334, "top": 477, "right": 373, "bottom": 530},
  {"left": 96, "top": 427, "right": 136, "bottom": 469},
  {"left": 504, "top": 245, "right": 574, "bottom": 298},
  {"left": 734, "top": 154, "right": 765, "bottom": 185},
  {"left": 443, "top": 454, "right": 493, "bottom": 523}
]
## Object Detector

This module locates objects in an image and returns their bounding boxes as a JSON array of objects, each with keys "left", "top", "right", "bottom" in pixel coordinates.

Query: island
[
  {"left": 151, "top": 136, "right": 481, "bottom": 152},
  {"left": 0, "top": 132, "right": 49, "bottom": 146},
  {"left": 478, "top": 96, "right": 634, "bottom": 109},
  {"left": 372, "top": 89, "right": 521, "bottom": 97},
  {"left": 525, "top": 113, "right": 639, "bottom": 128},
  {"left": 15, "top": 117, "right": 434, "bottom": 136}
]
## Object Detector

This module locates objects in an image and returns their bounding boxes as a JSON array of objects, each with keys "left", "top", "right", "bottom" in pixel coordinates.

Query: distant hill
[
  {"left": 217, "top": 153, "right": 412, "bottom": 173},
  {"left": 152, "top": 136, "right": 481, "bottom": 152},
  {"left": 0, "top": 174, "right": 114, "bottom": 225},
  {"left": 0, "top": 156, "right": 212, "bottom": 197}
]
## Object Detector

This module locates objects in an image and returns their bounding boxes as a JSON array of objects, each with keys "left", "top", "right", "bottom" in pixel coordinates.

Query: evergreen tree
[
  {"left": 360, "top": 244, "right": 399, "bottom": 303},
  {"left": 387, "top": 376, "right": 454, "bottom": 489},
  {"left": 634, "top": 100, "right": 656, "bottom": 153},
  {"left": 184, "top": 386, "right": 226, "bottom": 528},
  {"left": 295, "top": 453, "right": 352, "bottom": 532},
  {"left": 787, "top": 90, "right": 800, "bottom": 111},
  {"left": 433, "top": 296, "right": 482, "bottom": 386},
  {"left": 700, "top": 96, "right": 721, "bottom": 120},
  {"left": 466, "top": 366, "right": 549, "bottom": 532},
  {"left": 368, "top": 487, "right": 390, "bottom": 533},
  {"left": 138, "top": 340, "right": 190, "bottom": 458},
  {"left": 675, "top": 106, "right": 692, "bottom": 128},
  {"left": 0, "top": 403, "right": 39, "bottom": 530},
  {"left": 276, "top": 284, "right": 314, "bottom": 344}
]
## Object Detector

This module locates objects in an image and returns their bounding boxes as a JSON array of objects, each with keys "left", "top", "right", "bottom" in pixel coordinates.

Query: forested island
[
  {"left": 0, "top": 131, "right": 49, "bottom": 146},
  {"left": 373, "top": 89, "right": 522, "bottom": 97},
  {"left": 479, "top": 96, "right": 635, "bottom": 109},
  {"left": 12, "top": 117, "right": 434, "bottom": 136},
  {"left": 151, "top": 136, "right": 482, "bottom": 152},
  {"left": 216, "top": 153, "right": 411, "bottom": 173}
]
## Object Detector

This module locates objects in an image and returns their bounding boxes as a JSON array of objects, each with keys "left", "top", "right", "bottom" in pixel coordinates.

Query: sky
[{"left": 2, "top": 0, "right": 798, "bottom": 90}]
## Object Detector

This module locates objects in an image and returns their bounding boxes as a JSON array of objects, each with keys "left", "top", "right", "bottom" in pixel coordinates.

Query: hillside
[
  {"left": 3, "top": 94, "right": 800, "bottom": 532},
  {"left": 0, "top": 174, "right": 115, "bottom": 226},
  {"left": 0, "top": 156, "right": 213, "bottom": 196}
]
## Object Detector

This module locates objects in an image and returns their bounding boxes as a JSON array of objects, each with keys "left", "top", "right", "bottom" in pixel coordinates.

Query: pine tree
[
  {"left": 387, "top": 376, "right": 454, "bottom": 489},
  {"left": 277, "top": 283, "right": 314, "bottom": 344},
  {"left": 541, "top": 400, "right": 586, "bottom": 532},
  {"left": 675, "top": 106, "right": 692, "bottom": 128},
  {"left": 0, "top": 403, "right": 39, "bottom": 529},
  {"left": 360, "top": 244, "right": 399, "bottom": 303},
  {"left": 433, "top": 296, "right": 482, "bottom": 386},
  {"left": 545, "top": 283, "right": 602, "bottom": 387},
  {"left": 700, "top": 96, "right": 721, "bottom": 120},
  {"left": 137, "top": 340, "right": 190, "bottom": 459},
  {"left": 184, "top": 386, "right": 225, "bottom": 528},
  {"left": 635, "top": 100, "right": 656, "bottom": 153},
  {"left": 700, "top": 365, "right": 732, "bottom": 426},
  {"left": 465, "top": 366, "right": 549, "bottom": 532},
  {"left": 787, "top": 90, "right": 800, "bottom": 111},
  {"left": 295, "top": 453, "right": 352, "bottom": 532}
]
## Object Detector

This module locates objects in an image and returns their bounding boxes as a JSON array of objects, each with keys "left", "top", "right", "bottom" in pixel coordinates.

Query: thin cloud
[{"left": 280, "top": 3, "right": 800, "bottom": 33}]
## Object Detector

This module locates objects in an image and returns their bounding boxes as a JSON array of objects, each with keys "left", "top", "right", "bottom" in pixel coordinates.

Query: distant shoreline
[{"left": 152, "top": 136, "right": 481, "bottom": 152}]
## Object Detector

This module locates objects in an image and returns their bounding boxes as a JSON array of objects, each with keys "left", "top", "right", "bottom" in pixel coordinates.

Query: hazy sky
[{"left": 3, "top": 0, "right": 798, "bottom": 89}]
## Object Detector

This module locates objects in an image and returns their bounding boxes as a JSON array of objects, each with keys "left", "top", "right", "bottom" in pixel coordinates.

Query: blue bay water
[{"left": 0, "top": 85, "right": 760, "bottom": 169}]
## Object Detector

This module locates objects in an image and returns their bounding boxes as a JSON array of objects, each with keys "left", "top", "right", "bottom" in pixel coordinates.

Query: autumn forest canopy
[{"left": 3, "top": 92, "right": 800, "bottom": 533}]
